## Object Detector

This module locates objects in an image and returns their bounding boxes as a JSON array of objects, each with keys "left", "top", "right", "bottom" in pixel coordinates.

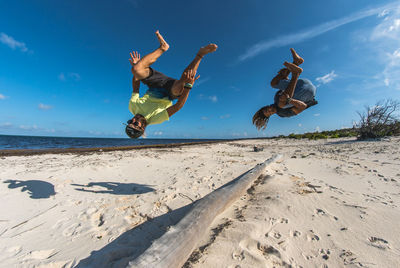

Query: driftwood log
[{"left": 128, "top": 155, "right": 282, "bottom": 268}]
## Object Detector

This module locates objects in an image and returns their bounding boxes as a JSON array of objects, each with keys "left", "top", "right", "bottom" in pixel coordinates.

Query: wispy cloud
[
  {"left": 201, "top": 116, "right": 210, "bottom": 120},
  {"left": 0, "top": 32, "right": 29, "bottom": 52},
  {"left": 314, "top": 113, "right": 320, "bottom": 117},
  {"left": 58, "top": 73, "right": 66, "bottom": 81},
  {"left": 209, "top": 95, "right": 218, "bottom": 102},
  {"left": 219, "top": 114, "right": 231, "bottom": 119},
  {"left": 0, "top": 94, "right": 6, "bottom": 100},
  {"left": 38, "top": 103, "right": 53, "bottom": 110},
  {"left": 238, "top": 2, "right": 400, "bottom": 61},
  {"left": 0, "top": 122, "right": 13, "bottom": 129},
  {"left": 316, "top": 70, "right": 337, "bottom": 85},
  {"left": 195, "top": 77, "right": 211, "bottom": 87},
  {"left": 153, "top": 131, "right": 163, "bottom": 136},
  {"left": 366, "top": 5, "right": 400, "bottom": 91},
  {"left": 59, "top": 72, "right": 81, "bottom": 82},
  {"left": 19, "top": 124, "right": 38, "bottom": 130},
  {"left": 198, "top": 94, "right": 218, "bottom": 103}
]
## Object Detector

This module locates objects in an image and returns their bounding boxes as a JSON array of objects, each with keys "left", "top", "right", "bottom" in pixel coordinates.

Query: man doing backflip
[
  {"left": 126, "top": 30, "right": 217, "bottom": 138},
  {"left": 253, "top": 48, "right": 318, "bottom": 130}
]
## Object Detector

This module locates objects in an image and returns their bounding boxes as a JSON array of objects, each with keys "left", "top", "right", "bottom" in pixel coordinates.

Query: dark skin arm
[
  {"left": 278, "top": 93, "right": 307, "bottom": 115},
  {"left": 270, "top": 68, "right": 290, "bottom": 87},
  {"left": 290, "top": 99, "right": 308, "bottom": 114},
  {"left": 167, "top": 69, "right": 200, "bottom": 117}
]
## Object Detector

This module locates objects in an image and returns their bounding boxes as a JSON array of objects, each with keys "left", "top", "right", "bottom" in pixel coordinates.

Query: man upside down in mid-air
[
  {"left": 126, "top": 30, "right": 218, "bottom": 138},
  {"left": 253, "top": 48, "right": 318, "bottom": 130}
]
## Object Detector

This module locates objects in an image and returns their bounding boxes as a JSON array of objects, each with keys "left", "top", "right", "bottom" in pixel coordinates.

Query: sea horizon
[{"left": 0, "top": 134, "right": 227, "bottom": 150}]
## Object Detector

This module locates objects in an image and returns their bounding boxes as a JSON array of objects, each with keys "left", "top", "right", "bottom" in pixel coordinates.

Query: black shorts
[{"left": 141, "top": 68, "right": 177, "bottom": 99}]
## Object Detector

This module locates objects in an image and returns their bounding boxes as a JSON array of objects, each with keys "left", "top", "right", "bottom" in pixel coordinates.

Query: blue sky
[{"left": 1, "top": 0, "right": 400, "bottom": 138}]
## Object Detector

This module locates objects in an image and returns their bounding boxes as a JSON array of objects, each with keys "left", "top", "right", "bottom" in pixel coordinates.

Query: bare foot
[
  {"left": 290, "top": 48, "right": 304, "bottom": 65},
  {"left": 198, "top": 44, "right": 218, "bottom": 57},
  {"left": 155, "top": 30, "right": 169, "bottom": 52},
  {"left": 284, "top": 61, "right": 303, "bottom": 74}
]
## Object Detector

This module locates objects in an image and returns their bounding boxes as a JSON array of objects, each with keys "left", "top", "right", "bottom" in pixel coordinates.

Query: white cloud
[
  {"left": 315, "top": 126, "right": 321, "bottom": 132},
  {"left": 69, "top": 73, "right": 81, "bottom": 81},
  {"left": 379, "top": 9, "right": 390, "bottom": 18},
  {"left": 0, "top": 122, "right": 13, "bottom": 128},
  {"left": 316, "top": 70, "right": 337, "bottom": 85},
  {"left": 195, "top": 77, "right": 210, "bottom": 87},
  {"left": 58, "top": 73, "right": 66, "bottom": 81},
  {"left": 201, "top": 116, "right": 209, "bottom": 120},
  {"left": 19, "top": 124, "right": 38, "bottom": 130},
  {"left": 198, "top": 94, "right": 218, "bottom": 103},
  {"left": 0, "top": 94, "right": 6, "bottom": 100},
  {"left": 368, "top": 6, "right": 400, "bottom": 90},
  {"left": 314, "top": 113, "right": 320, "bottom": 117},
  {"left": 229, "top": 86, "right": 241, "bottom": 92},
  {"left": 209, "top": 95, "right": 218, "bottom": 103},
  {"left": 219, "top": 114, "right": 231, "bottom": 119},
  {"left": 0, "top": 32, "right": 28, "bottom": 52},
  {"left": 298, "top": 123, "right": 302, "bottom": 127},
  {"left": 153, "top": 131, "right": 163, "bottom": 136},
  {"left": 238, "top": 2, "right": 399, "bottom": 61},
  {"left": 38, "top": 103, "right": 53, "bottom": 110},
  {"left": 59, "top": 72, "right": 81, "bottom": 82}
]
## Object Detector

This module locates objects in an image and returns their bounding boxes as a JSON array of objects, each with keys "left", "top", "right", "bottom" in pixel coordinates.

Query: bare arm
[
  {"left": 167, "top": 87, "right": 190, "bottom": 117},
  {"left": 132, "top": 76, "right": 140, "bottom": 94},
  {"left": 289, "top": 99, "right": 308, "bottom": 114},
  {"left": 167, "top": 69, "right": 200, "bottom": 118},
  {"left": 270, "top": 68, "right": 289, "bottom": 88},
  {"left": 129, "top": 51, "right": 141, "bottom": 94}
]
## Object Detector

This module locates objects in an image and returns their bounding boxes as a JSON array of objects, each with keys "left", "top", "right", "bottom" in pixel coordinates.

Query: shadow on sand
[
  {"left": 75, "top": 170, "right": 253, "bottom": 267},
  {"left": 4, "top": 179, "right": 56, "bottom": 199},
  {"left": 71, "top": 182, "right": 155, "bottom": 195},
  {"left": 75, "top": 202, "right": 193, "bottom": 267}
]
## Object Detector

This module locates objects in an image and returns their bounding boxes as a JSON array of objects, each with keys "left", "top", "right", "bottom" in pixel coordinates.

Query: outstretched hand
[
  {"left": 182, "top": 69, "right": 200, "bottom": 85},
  {"left": 129, "top": 51, "right": 141, "bottom": 66}
]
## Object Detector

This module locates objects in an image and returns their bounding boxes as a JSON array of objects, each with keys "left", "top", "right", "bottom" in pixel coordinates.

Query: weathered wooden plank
[{"left": 128, "top": 155, "right": 282, "bottom": 268}]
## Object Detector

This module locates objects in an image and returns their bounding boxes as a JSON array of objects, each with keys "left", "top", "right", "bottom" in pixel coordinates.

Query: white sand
[{"left": 0, "top": 137, "right": 399, "bottom": 267}]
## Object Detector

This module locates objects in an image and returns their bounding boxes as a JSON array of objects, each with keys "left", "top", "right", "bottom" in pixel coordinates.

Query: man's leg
[
  {"left": 170, "top": 44, "right": 218, "bottom": 97},
  {"left": 271, "top": 48, "right": 304, "bottom": 87},
  {"left": 132, "top": 31, "right": 170, "bottom": 81},
  {"left": 290, "top": 48, "right": 304, "bottom": 66},
  {"left": 277, "top": 62, "right": 302, "bottom": 108}
]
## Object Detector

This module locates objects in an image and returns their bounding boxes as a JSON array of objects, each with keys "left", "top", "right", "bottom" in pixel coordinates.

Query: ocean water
[{"left": 0, "top": 135, "right": 221, "bottom": 150}]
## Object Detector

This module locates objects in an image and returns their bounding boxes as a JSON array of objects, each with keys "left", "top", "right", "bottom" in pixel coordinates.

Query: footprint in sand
[
  {"left": 280, "top": 218, "right": 289, "bottom": 224},
  {"left": 289, "top": 230, "right": 301, "bottom": 237},
  {"left": 62, "top": 223, "right": 81, "bottom": 237},
  {"left": 368, "top": 236, "right": 390, "bottom": 250},
  {"left": 265, "top": 230, "right": 282, "bottom": 239},
  {"left": 257, "top": 243, "right": 292, "bottom": 267},
  {"left": 232, "top": 250, "right": 245, "bottom": 261},
  {"left": 257, "top": 243, "right": 281, "bottom": 257},
  {"left": 91, "top": 212, "right": 105, "bottom": 227},
  {"left": 314, "top": 208, "right": 339, "bottom": 221},
  {"left": 306, "top": 230, "right": 320, "bottom": 242},
  {"left": 318, "top": 248, "right": 331, "bottom": 260}
]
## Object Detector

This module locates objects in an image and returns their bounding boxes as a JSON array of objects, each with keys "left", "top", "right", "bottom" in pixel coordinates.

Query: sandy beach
[{"left": 1, "top": 137, "right": 399, "bottom": 268}]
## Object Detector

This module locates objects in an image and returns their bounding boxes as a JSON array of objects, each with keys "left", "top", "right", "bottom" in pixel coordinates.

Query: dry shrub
[{"left": 356, "top": 99, "right": 400, "bottom": 140}]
